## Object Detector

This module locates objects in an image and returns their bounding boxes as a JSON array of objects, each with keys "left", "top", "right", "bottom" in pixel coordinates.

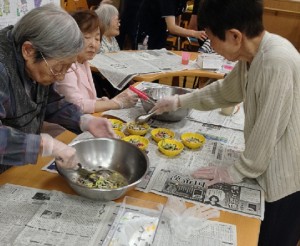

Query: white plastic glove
[
  {"left": 111, "top": 89, "right": 138, "bottom": 109},
  {"left": 80, "top": 114, "right": 116, "bottom": 138},
  {"left": 41, "top": 133, "right": 78, "bottom": 169},
  {"left": 149, "top": 95, "right": 179, "bottom": 115},
  {"left": 164, "top": 197, "right": 220, "bottom": 241},
  {"left": 192, "top": 165, "right": 243, "bottom": 187}
]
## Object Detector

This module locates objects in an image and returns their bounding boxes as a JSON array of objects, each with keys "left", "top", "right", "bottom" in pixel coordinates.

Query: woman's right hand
[{"left": 112, "top": 89, "right": 138, "bottom": 109}]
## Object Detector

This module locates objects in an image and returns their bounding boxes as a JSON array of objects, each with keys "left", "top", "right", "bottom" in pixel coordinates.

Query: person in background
[
  {"left": 0, "top": 4, "right": 115, "bottom": 173},
  {"left": 136, "top": 0, "right": 207, "bottom": 50},
  {"left": 151, "top": 0, "right": 300, "bottom": 245},
  {"left": 117, "top": 0, "right": 142, "bottom": 50},
  {"left": 86, "top": 0, "right": 112, "bottom": 10},
  {"left": 188, "top": 0, "right": 213, "bottom": 53},
  {"left": 95, "top": 4, "right": 120, "bottom": 53},
  {"left": 55, "top": 10, "right": 137, "bottom": 114}
]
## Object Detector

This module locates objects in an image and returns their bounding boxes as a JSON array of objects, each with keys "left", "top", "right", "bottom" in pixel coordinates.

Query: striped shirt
[{"left": 179, "top": 32, "right": 300, "bottom": 202}]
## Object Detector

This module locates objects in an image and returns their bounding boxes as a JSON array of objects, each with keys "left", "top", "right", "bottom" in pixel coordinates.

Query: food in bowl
[
  {"left": 141, "top": 87, "right": 191, "bottom": 122},
  {"left": 126, "top": 121, "right": 150, "bottom": 135},
  {"left": 151, "top": 128, "right": 175, "bottom": 143},
  {"left": 158, "top": 139, "right": 184, "bottom": 157},
  {"left": 114, "top": 130, "right": 125, "bottom": 139},
  {"left": 109, "top": 119, "right": 124, "bottom": 130},
  {"left": 122, "top": 135, "right": 149, "bottom": 150},
  {"left": 77, "top": 169, "right": 128, "bottom": 189},
  {"left": 56, "top": 138, "right": 149, "bottom": 201},
  {"left": 181, "top": 132, "right": 206, "bottom": 149}
]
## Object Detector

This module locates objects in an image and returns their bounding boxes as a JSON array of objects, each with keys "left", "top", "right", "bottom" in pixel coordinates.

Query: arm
[
  {"left": 44, "top": 85, "right": 82, "bottom": 134},
  {"left": 0, "top": 66, "right": 40, "bottom": 165},
  {"left": 230, "top": 63, "right": 293, "bottom": 179},
  {"left": 165, "top": 16, "right": 207, "bottom": 41}
]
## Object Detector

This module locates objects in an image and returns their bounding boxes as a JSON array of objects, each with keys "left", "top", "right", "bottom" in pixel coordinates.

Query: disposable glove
[
  {"left": 41, "top": 133, "right": 78, "bottom": 169},
  {"left": 164, "top": 197, "right": 220, "bottom": 241},
  {"left": 111, "top": 89, "right": 138, "bottom": 109},
  {"left": 192, "top": 165, "right": 243, "bottom": 187},
  {"left": 149, "top": 95, "right": 179, "bottom": 115},
  {"left": 80, "top": 114, "right": 116, "bottom": 138}
]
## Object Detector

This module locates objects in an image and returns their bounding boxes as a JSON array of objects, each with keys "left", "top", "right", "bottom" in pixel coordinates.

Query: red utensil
[{"left": 129, "top": 85, "right": 156, "bottom": 105}]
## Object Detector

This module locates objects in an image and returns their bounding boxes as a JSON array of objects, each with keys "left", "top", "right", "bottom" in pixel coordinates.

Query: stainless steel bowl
[
  {"left": 141, "top": 87, "right": 191, "bottom": 122},
  {"left": 56, "top": 138, "right": 149, "bottom": 201}
]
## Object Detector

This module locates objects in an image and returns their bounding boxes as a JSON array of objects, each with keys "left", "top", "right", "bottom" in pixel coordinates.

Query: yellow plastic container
[
  {"left": 151, "top": 128, "right": 175, "bottom": 143},
  {"left": 109, "top": 119, "right": 124, "bottom": 130},
  {"left": 158, "top": 139, "right": 184, "bottom": 157},
  {"left": 114, "top": 130, "right": 125, "bottom": 139},
  {"left": 181, "top": 132, "right": 206, "bottom": 149},
  {"left": 122, "top": 135, "right": 149, "bottom": 151},
  {"left": 126, "top": 122, "right": 150, "bottom": 136}
]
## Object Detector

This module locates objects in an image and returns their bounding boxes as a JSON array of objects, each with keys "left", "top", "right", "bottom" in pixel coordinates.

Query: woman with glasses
[
  {"left": 55, "top": 10, "right": 138, "bottom": 114},
  {"left": 0, "top": 4, "right": 116, "bottom": 173}
]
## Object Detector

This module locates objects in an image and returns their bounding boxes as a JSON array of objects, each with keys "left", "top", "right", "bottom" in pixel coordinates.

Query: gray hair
[
  {"left": 12, "top": 4, "right": 84, "bottom": 60},
  {"left": 95, "top": 4, "right": 119, "bottom": 33}
]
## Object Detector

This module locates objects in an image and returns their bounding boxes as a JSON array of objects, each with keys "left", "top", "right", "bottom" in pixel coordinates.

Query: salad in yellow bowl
[
  {"left": 158, "top": 139, "right": 184, "bottom": 157},
  {"left": 151, "top": 128, "right": 175, "bottom": 143},
  {"left": 181, "top": 132, "right": 206, "bottom": 149},
  {"left": 122, "top": 135, "right": 149, "bottom": 150},
  {"left": 126, "top": 122, "right": 150, "bottom": 136},
  {"left": 109, "top": 119, "right": 124, "bottom": 130}
]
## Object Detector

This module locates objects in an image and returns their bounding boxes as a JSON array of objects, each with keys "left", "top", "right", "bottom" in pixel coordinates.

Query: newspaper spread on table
[
  {"left": 98, "top": 82, "right": 265, "bottom": 220},
  {"left": 89, "top": 49, "right": 200, "bottom": 89},
  {"left": 0, "top": 184, "right": 237, "bottom": 246}
]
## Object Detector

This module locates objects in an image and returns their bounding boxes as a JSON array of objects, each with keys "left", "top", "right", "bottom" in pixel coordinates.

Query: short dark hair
[
  {"left": 71, "top": 10, "right": 100, "bottom": 34},
  {"left": 198, "top": 0, "right": 264, "bottom": 40}
]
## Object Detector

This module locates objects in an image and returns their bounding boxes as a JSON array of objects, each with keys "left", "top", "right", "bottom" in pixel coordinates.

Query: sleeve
[
  {"left": 44, "top": 85, "right": 83, "bottom": 135},
  {"left": 55, "top": 70, "right": 96, "bottom": 114},
  {"left": 160, "top": 0, "right": 176, "bottom": 17},
  {"left": 179, "top": 63, "right": 244, "bottom": 110},
  {"left": 231, "top": 63, "right": 294, "bottom": 179},
  {"left": 0, "top": 63, "right": 40, "bottom": 166}
]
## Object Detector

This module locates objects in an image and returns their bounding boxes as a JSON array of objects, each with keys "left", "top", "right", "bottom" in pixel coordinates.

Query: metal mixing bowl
[
  {"left": 56, "top": 138, "right": 149, "bottom": 201},
  {"left": 141, "top": 87, "right": 191, "bottom": 122}
]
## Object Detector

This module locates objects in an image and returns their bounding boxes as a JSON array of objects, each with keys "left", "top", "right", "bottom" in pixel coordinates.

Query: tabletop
[
  {"left": 0, "top": 129, "right": 261, "bottom": 245},
  {"left": 90, "top": 50, "right": 224, "bottom": 87}
]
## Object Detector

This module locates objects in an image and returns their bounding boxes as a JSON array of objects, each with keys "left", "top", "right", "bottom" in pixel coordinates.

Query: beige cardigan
[{"left": 179, "top": 32, "right": 300, "bottom": 202}]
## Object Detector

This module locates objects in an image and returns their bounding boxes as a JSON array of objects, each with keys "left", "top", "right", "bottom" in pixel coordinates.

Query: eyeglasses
[{"left": 40, "top": 52, "right": 77, "bottom": 77}]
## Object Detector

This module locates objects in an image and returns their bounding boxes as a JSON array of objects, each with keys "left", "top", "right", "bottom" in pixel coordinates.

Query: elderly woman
[
  {"left": 152, "top": 0, "right": 300, "bottom": 244},
  {"left": 55, "top": 10, "right": 137, "bottom": 113},
  {"left": 95, "top": 4, "right": 120, "bottom": 53},
  {"left": 0, "top": 4, "right": 115, "bottom": 173}
]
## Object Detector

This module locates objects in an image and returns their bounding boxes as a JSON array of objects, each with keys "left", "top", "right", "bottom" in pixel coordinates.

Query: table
[
  {"left": 0, "top": 130, "right": 260, "bottom": 245},
  {"left": 133, "top": 51, "right": 224, "bottom": 86},
  {"left": 90, "top": 50, "right": 224, "bottom": 88}
]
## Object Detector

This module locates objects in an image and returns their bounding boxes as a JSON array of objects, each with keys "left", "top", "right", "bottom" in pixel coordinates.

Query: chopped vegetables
[{"left": 77, "top": 170, "right": 128, "bottom": 189}]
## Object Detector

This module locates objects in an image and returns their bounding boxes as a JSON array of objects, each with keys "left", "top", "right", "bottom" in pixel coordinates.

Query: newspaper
[
  {"left": 99, "top": 83, "right": 264, "bottom": 219},
  {"left": 0, "top": 184, "right": 237, "bottom": 246},
  {"left": 89, "top": 49, "right": 199, "bottom": 90}
]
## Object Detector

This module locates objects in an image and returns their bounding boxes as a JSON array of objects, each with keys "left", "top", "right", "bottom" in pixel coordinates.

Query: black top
[{"left": 137, "top": 0, "right": 188, "bottom": 49}]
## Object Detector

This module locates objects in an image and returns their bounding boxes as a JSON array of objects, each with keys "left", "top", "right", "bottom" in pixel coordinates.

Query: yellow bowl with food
[
  {"left": 122, "top": 135, "right": 149, "bottom": 151},
  {"left": 151, "top": 128, "right": 175, "bottom": 143},
  {"left": 114, "top": 130, "right": 125, "bottom": 139},
  {"left": 109, "top": 119, "right": 124, "bottom": 130},
  {"left": 158, "top": 139, "right": 184, "bottom": 157},
  {"left": 126, "top": 122, "right": 150, "bottom": 136},
  {"left": 181, "top": 132, "right": 206, "bottom": 149}
]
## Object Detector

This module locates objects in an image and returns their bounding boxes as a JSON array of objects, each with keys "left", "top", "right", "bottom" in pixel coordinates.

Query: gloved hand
[
  {"left": 41, "top": 133, "right": 78, "bottom": 169},
  {"left": 149, "top": 95, "right": 179, "bottom": 115},
  {"left": 192, "top": 165, "right": 243, "bottom": 187},
  {"left": 80, "top": 114, "right": 116, "bottom": 138},
  {"left": 112, "top": 89, "right": 138, "bottom": 109}
]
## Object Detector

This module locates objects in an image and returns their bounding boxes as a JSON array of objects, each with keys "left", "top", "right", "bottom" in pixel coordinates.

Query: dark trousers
[{"left": 258, "top": 191, "right": 300, "bottom": 246}]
